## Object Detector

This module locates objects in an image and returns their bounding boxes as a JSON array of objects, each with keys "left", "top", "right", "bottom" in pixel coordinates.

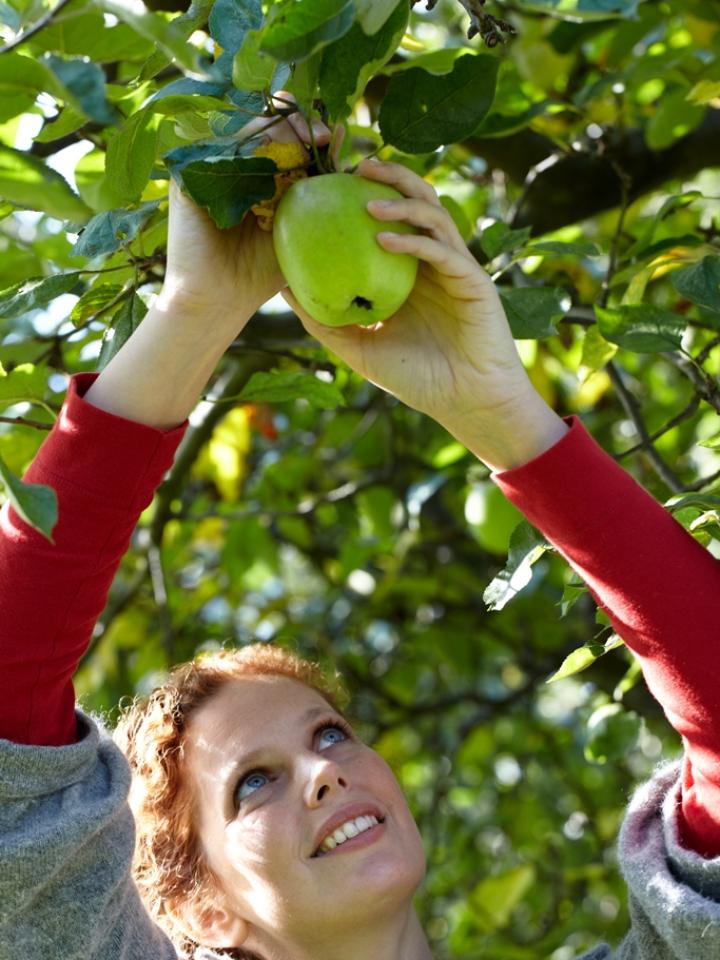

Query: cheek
[
  {"left": 362, "top": 748, "right": 412, "bottom": 812},
  {"left": 224, "top": 809, "right": 294, "bottom": 877}
]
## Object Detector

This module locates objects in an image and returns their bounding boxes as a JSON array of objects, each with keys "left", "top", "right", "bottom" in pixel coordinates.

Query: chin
[{"left": 354, "top": 825, "right": 427, "bottom": 912}]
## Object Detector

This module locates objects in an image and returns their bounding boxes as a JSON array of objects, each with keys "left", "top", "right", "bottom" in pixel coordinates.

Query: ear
[{"left": 175, "top": 899, "right": 250, "bottom": 950}]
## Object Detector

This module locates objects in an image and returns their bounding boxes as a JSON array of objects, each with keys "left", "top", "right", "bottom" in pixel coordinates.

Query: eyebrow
[{"left": 221, "top": 705, "right": 338, "bottom": 798}]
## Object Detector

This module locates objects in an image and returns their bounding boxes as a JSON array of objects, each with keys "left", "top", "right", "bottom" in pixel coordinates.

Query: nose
[{"left": 303, "top": 754, "right": 349, "bottom": 807}]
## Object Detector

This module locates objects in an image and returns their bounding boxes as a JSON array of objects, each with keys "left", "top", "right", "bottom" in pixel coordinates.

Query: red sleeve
[
  {"left": 0, "top": 372, "right": 187, "bottom": 747},
  {"left": 493, "top": 415, "right": 720, "bottom": 858}
]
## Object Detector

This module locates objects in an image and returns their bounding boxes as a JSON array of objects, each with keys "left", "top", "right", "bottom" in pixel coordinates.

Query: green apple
[
  {"left": 272, "top": 172, "right": 419, "bottom": 327},
  {"left": 465, "top": 482, "right": 525, "bottom": 556}
]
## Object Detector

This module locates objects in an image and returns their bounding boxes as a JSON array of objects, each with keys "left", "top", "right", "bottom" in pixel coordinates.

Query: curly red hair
[{"left": 113, "top": 643, "right": 349, "bottom": 959}]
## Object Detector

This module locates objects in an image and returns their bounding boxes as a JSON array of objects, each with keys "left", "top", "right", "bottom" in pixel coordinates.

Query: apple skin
[{"left": 273, "top": 172, "right": 419, "bottom": 327}]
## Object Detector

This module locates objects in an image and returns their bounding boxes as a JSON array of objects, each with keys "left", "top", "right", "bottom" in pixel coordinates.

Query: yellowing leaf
[
  {"left": 192, "top": 407, "right": 252, "bottom": 503},
  {"left": 469, "top": 865, "right": 536, "bottom": 932}
]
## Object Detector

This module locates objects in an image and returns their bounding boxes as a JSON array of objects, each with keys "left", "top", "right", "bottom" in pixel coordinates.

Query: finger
[
  {"left": 286, "top": 111, "right": 331, "bottom": 146},
  {"left": 375, "top": 231, "right": 492, "bottom": 301},
  {"left": 331, "top": 122, "right": 346, "bottom": 169},
  {"left": 366, "top": 197, "right": 468, "bottom": 257},
  {"left": 357, "top": 158, "right": 443, "bottom": 209},
  {"left": 281, "top": 288, "right": 370, "bottom": 352}
]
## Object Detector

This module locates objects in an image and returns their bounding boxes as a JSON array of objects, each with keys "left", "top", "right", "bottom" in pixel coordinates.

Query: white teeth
[{"left": 318, "top": 815, "right": 381, "bottom": 855}]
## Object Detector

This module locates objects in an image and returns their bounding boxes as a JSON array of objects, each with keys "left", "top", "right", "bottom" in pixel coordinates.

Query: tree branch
[
  {"left": 0, "top": 0, "right": 75, "bottom": 54},
  {"left": 606, "top": 360, "right": 684, "bottom": 493}
]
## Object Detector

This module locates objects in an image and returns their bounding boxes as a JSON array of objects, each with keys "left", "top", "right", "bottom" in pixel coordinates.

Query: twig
[
  {"left": 684, "top": 467, "right": 720, "bottom": 493},
  {"left": 664, "top": 351, "right": 720, "bottom": 416},
  {"left": 0, "top": 0, "right": 75, "bottom": 54},
  {"left": 147, "top": 542, "right": 175, "bottom": 662},
  {"left": 606, "top": 360, "right": 684, "bottom": 492},
  {"left": 412, "top": 0, "right": 516, "bottom": 45},
  {"left": 0, "top": 415, "right": 52, "bottom": 430},
  {"left": 615, "top": 397, "right": 700, "bottom": 460}
]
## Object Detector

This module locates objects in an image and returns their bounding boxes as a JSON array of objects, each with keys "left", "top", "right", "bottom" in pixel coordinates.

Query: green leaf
[
  {"left": 148, "top": 77, "right": 230, "bottom": 105},
  {"left": 483, "top": 522, "right": 549, "bottom": 611},
  {"left": 469, "top": 865, "right": 536, "bottom": 932},
  {"left": 381, "top": 46, "right": 468, "bottom": 78},
  {"left": 476, "top": 98, "right": 558, "bottom": 138},
  {"left": 547, "top": 635, "right": 623, "bottom": 683},
  {"left": 34, "top": 106, "right": 87, "bottom": 143},
  {"left": 24, "top": 0, "right": 153, "bottom": 61},
  {"left": 511, "top": 0, "right": 642, "bottom": 21},
  {"left": 580, "top": 325, "right": 617, "bottom": 370},
  {"left": 671, "top": 255, "right": 720, "bottom": 315},
  {"left": 170, "top": 155, "right": 277, "bottom": 230},
  {"left": 0, "top": 272, "right": 82, "bottom": 321},
  {"left": 699, "top": 434, "right": 720, "bottom": 451},
  {"left": 260, "top": 0, "right": 355, "bottom": 63},
  {"left": 209, "top": 0, "right": 263, "bottom": 56},
  {"left": 549, "top": 644, "right": 604, "bottom": 682},
  {"left": 0, "top": 451, "right": 57, "bottom": 543},
  {"left": 558, "top": 581, "right": 587, "bottom": 618},
  {"left": 103, "top": 109, "right": 162, "bottom": 206},
  {"left": 238, "top": 370, "right": 344, "bottom": 409},
  {"left": 688, "top": 78, "right": 720, "bottom": 106},
  {"left": 98, "top": 293, "right": 148, "bottom": 369},
  {"left": 379, "top": 52, "right": 498, "bottom": 154},
  {"left": 584, "top": 702, "right": 640, "bottom": 765},
  {"left": 69, "top": 284, "right": 125, "bottom": 326},
  {"left": 319, "top": 0, "right": 408, "bottom": 121},
  {"left": 41, "top": 54, "right": 119, "bottom": 125},
  {"left": 233, "top": 28, "right": 277, "bottom": 92},
  {"left": 0, "top": 363, "right": 48, "bottom": 411},
  {"left": 665, "top": 492, "right": 720, "bottom": 512},
  {"left": 622, "top": 191, "right": 703, "bottom": 260},
  {"left": 353, "top": 0, "right": 405, "bottom": 35},
  {"left": 480, "top": 222, "right": 532, "bottom": 260},
  {"left": 0, "top": 145, "right": 92, "bottom": 222},
  {"left": 646, "top": 87, "right": 705, "bottom": 151},
  {"left": 499, "top": 287, "right": 569, "bottom": 339},
  {"left": 72, "top": 202, "right": 161, "bottom": 259},
  {"left": 595, "top": 304, "right": 686, "bottom": 353},
  {"left": 524, "top": 240, "right": 602, "bottom": 258},
  {"left": 94, "top": 0, "right": 202, "bottom": 73},
  {"left": 0, "top": 53, "right": 63, "bottom": 123}
]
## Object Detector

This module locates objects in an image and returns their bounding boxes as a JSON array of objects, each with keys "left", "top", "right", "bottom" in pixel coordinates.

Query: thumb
[{"left": 281, "top": 288, "right": 362, "bottom": 359}]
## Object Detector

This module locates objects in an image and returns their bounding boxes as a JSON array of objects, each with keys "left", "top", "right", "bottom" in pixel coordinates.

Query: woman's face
[{"left": 184, "top": 674, "right": 426, "bottom": 953}]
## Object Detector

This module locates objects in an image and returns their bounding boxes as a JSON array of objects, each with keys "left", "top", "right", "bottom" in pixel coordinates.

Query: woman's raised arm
[
  {"left": 286, "top": 158, "right": 720, "bottom": 861},
  {"left": 0, "top": 96, "right": 335, "bottom": 747}
]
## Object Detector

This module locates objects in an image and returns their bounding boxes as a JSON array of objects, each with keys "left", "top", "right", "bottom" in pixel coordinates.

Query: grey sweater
[{"left": 2, "top": 711, "right": 720, "bottom": 959}]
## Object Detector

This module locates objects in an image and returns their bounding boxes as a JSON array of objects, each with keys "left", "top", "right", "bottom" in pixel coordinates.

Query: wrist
[
  {"left": 440, "top": 387, "right": 569, "bottom": 473},
  {"left": 155, "top": 288, "right": 258, "bottom": 333}
]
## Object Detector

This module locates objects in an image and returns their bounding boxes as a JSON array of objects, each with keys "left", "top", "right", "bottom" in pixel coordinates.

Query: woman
[{"left": 1, "top": 100, "right": 719, "bottom": 960}]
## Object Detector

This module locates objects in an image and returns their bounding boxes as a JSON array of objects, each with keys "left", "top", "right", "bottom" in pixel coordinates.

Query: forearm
[
  {"left": 486, "top": 412, "right": 720, "bottom": 855},
  {"left": 84, "top": 293, "right": 253, "bottom": 430}
]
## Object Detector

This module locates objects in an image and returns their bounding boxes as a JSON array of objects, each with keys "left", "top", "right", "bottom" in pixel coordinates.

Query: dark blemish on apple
[{"left": 353, "top": 296, "right": 373, "bottom": 310}]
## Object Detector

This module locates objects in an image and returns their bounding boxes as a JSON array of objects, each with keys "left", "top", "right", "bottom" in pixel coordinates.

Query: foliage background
[{"left": 1, "top": 0, "right": 720, "bottom": 956}]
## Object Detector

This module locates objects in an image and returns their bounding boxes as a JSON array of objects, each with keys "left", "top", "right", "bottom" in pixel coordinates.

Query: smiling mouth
[{"left": 312, "top": 816, "right": 387, "bottom": 858}]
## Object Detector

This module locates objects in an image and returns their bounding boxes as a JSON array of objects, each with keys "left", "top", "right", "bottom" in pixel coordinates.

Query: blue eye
[
  {"left": 318, "top": 724, "right": 348, "bottom": 749},
  {"left": 237, "top": 771, "right": 270, "bottom": 802}
]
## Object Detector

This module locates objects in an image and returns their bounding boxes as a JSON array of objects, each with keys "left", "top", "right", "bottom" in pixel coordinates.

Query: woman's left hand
[{"left": 281, "top": 158, "right": 535, "bottom": 433}]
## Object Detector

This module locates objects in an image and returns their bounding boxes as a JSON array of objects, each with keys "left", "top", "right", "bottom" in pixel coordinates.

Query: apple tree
[{"left": 0, "top": 0, "right": 719, "bottom": 956}]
